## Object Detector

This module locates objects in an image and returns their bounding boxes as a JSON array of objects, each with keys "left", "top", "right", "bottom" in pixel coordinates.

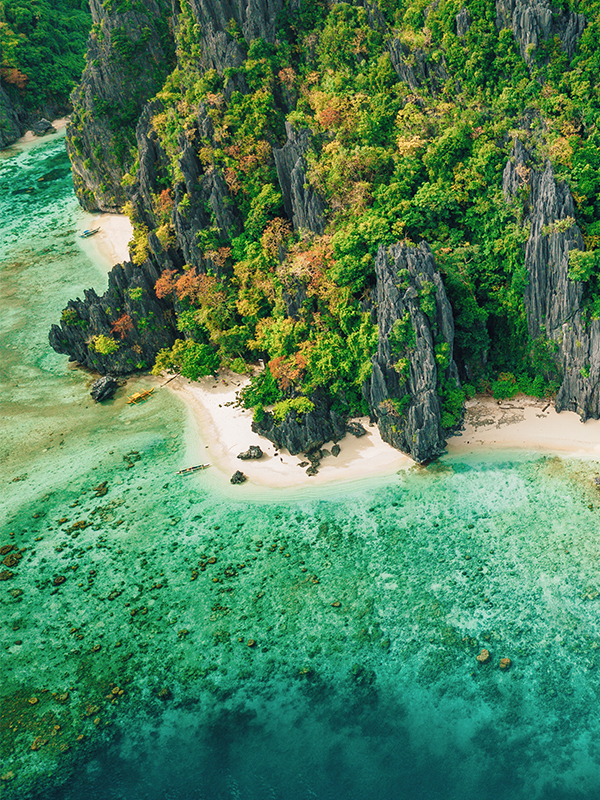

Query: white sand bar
[{"left": 168, "top": 380, "right": 600, "bottom": 489}]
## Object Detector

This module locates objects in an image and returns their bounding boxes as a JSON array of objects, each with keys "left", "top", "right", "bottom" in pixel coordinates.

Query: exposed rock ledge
[
  {"left": 504, "top": 139, "right": 600, "bottom": 420},
  {"left": 366, "top": 241, "right": 460, "bottom": 463}
]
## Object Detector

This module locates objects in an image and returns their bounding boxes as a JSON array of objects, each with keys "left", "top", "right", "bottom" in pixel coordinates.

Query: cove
[{"left": 2, "top": 134, "right": 600, "bottom": 800}]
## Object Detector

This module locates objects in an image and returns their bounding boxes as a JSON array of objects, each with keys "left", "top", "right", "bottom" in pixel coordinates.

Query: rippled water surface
[{"left": 3, "top": 135, "right": 600, "bottom": 800}]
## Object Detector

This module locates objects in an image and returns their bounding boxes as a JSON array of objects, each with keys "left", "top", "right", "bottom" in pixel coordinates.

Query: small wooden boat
[
  {"left": 176, "top": 464, "right": 210, "bottom": 475},
  {"left": 126, "top": 388, "right": 154, "bottom": 405},
  {"left": 80, "top": 227, "right": 100, "bottom": 238}
]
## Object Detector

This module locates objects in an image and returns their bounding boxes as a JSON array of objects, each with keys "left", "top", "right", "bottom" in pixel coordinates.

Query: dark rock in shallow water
[
  {"left": 237, "top": 445, "right": 263, "bottom": 460},
  {"left": 366, "top": 241, "right": 460, "bottom": 464},
  {"left": 90, "top": 376, "right": 119, "bottom": 402},
  {"left": 32, "top": 118, "right": 56, "bottom": 136},
  {"left": 251, "top": 394, "right": 346, "bottom": 456},
  {"left": 230, "top": 470, "right": 247, "bottom": 484}
]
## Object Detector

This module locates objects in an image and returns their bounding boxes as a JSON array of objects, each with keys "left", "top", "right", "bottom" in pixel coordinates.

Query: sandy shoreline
[
  {"left": 169, "top": 374, "right": 414, "bottom": 489},
  {"left": 448, "top": 395, "right": 600, "bottom": 459},
  {"left": 10, "top": 116, "right": 133, "bottom": 268},
  {"left": 165, "top": 375, "right": 600, "bottom": 489},
  {"left": 78, "top": 212, "right": 133, "bottom": 267}
]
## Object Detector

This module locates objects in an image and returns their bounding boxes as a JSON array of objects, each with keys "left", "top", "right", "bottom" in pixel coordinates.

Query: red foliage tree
[
  {"left": 111, "top": 314, "right": 134, "bottom": 340},
  {"left": 155, "top": 269, "right": 177, "bottom": 299}
]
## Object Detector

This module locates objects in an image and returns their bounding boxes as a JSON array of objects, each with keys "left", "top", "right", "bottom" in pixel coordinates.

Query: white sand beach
[
  {"left": 166, "top": 375, "right": 600, "bottom": 488},
  {"left": 169, "top": 373, "right": 414, "bottom": 488},
  {"left": 79, "top": 212, "right": 133, "bottom": 266},
  {"left": 448, "top": 395, "right": 600, "bottom": 459}
]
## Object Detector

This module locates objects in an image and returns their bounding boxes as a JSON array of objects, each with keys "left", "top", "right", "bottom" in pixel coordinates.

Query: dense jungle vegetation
[
  {"left": 135, "top": 0, "right": 600, "bottom": 422},
  {"left": 32, "top": 0, "right": 600, "bottom": 425},
  {"left": 0, "top": 0, "right": 90, "bottom": 111}
]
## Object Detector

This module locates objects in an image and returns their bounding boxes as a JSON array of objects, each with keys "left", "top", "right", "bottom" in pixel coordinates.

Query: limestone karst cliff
[
  {"left": 367, "top": 242, "right": 460, "bottom": 463},
  {"left": 67, "top": 0, "right": 174, "bottom": 211},
  {"left": 49, "top": 0, "right": 600, "bottom": 459},
  {"left": 504, "top": 139, "right": 600, "bottom": 420}
]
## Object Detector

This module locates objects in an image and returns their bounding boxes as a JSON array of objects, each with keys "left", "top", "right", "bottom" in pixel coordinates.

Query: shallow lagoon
[{"left": 3, "top": 135, "right": 600, "bottom": 800}]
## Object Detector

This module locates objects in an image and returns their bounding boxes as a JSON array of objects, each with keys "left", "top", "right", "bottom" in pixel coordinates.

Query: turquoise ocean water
[{"left": 3, "top": 133, "right": 600, "bottom": 800}]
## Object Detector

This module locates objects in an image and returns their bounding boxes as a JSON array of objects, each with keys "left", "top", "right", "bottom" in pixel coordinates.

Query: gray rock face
[
  {"left": 0, "top": 85, "right": 25, "bottom": 149},
  {"left": 187, "top": 0, "right": 283, "bottom": 72},
  {"left": 496, "top": 0, "right": 586, "bottom": 64},
  {"left": 388, "top": 39, "right": 449, "bottom": 92},
  {"left": 252, "top": 394, "right": 346, "bottom": 455},
  {"left": 366, "top": 242, "right": 460, "bottom": 463},
  {"left": 237, "top": 445, "right": 263, "bottom": 460},
  {"left": 49, "top": 257, "right": 178, "bottom": 375},
  {"left": 456, "top": 7, "right": 472, "bottom": 37},
  {"left": 32, "top": 118, "right": 56, "bottom": 136},
  {"left": 505, "top": 139, "right": 600, "bottom": 420},
  {"left": 90, "top": 375, "right": 120, "bottom": 402},
  {"left": 524, "top": 164, "right": 583, "bottom": 340},
  {"left": 67, "top": 0, "right": 174, "bottom": 211},
  {"left": 273, "top": 123, "right": 326, "bottom": 234}
]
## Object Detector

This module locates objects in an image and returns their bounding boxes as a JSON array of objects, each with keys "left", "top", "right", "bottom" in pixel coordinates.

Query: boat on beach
[
  {"left": 80, "top": 227, "right": 100, "bottom": 238},
  {"left": 126, "top": 388, "right": 154, "bottom": 404},
  {"left": 176, "top": 464, "right": 210, "bottom": 475}
]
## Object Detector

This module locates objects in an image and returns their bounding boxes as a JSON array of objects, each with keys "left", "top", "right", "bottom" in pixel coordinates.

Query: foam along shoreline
[
  {"left": 447, "top": 395, "right": 600, "bottom": 459},
  {"left": 169, "top": 373, "right": 414, "bottom": 488}
]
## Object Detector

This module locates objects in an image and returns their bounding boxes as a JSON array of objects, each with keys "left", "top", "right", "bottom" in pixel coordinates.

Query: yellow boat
[{"left": 126, "top": 388, "right": 155, "bottom": 405}]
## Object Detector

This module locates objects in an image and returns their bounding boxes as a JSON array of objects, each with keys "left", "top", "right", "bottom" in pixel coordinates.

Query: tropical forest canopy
[
  {"left": 122, "top": 0, "right": 600, "bottom": 421},
  {"left": 0, "top": 0, "right": 90, "bottom": 110}
]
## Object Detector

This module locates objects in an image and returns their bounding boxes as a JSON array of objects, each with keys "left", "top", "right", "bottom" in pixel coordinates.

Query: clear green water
[{"left": 3, "top": 136, "right": 600, "bottom": 800}]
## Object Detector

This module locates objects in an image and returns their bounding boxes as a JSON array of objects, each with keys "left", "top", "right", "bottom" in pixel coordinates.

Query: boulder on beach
[
  {"left": 346, "top": 421, "right": 367, "bottom": 438},
  {"left": 32, "top": 118, "right": 56, "bottom": 136},
  {"left": 237, "top": 445, "right": 263, "bottom": 460},
  {"left": 91, "top": 375, "right": 119, "bottom": 402},
  {"left": 230, "top": 470, "right": 247, "bottom": 484}
]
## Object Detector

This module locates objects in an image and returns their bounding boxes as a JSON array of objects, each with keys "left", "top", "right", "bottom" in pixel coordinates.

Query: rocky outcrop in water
[
  {"left": 496, "top": 0, "right": 586, "bottom": 63},
  {"left": 504, "top": 139, "right": 600, "bottom": 419},
  {"left": 67, "top": 0, "right": 174, "bottom": 211},
  {"left": 273, "top": 123, "right": 327, "bottom": 235},
  {"left": 366, "top": 242, "right": 460, "bottom": 463},
  {"left": 90, "top": 375, "right": 120, "bottom": 402},
  {"left": 49, "top": 258, "right": 178, "bottom": 375},
  {"left": 251, "top": 394, "right": 347, "bottom": 455}
]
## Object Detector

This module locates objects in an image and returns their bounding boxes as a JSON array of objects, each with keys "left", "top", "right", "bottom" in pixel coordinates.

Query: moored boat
[{"left": 176, "top": 464, "right": 210, "bottom": 475}]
